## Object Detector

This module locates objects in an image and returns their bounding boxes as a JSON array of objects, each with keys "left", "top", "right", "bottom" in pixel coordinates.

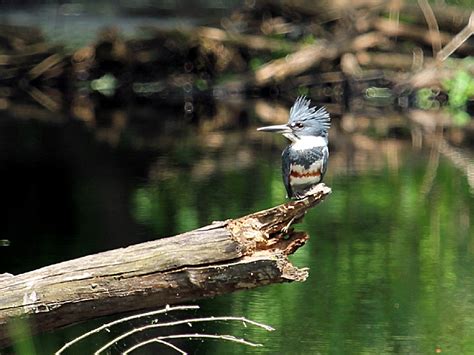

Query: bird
[{"left": 257, "top": 96, "right": 331, "bottom": 199}]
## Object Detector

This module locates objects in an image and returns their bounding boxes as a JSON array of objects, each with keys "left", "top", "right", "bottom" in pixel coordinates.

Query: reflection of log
[{"left": 0, "top": 184, "right": 331, "bottom": 348}]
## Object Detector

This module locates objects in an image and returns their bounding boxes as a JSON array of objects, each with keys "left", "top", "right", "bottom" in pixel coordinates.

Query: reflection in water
[{"left": 0, "top": 102, "right": 473, "bottom": 354}]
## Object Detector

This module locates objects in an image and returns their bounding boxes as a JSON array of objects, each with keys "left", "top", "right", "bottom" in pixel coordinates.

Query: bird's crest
[{"left": 289, "top": 96, "right": 331, "bottom": 131}]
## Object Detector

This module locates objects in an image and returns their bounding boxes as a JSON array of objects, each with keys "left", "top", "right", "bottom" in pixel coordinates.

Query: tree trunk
[{"left": 0, "top": 184, "right": 331, "bottom": 348}]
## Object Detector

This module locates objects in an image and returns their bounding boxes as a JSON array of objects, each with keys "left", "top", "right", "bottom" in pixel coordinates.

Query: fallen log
[{"left": 0, "top": 184, "right": 331, "bottom": 348}]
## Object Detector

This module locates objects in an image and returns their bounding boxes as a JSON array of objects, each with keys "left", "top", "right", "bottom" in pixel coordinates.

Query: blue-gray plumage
[{"left": 257, "top": 96, "right": 330, "bottom": 199}]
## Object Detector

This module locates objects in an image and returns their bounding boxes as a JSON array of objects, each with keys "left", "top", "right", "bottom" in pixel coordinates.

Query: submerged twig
[
  {"left": 57, "top": 304, "right": 273, "bottom": 355},
  {"left": 55, "top": 305, "right": 200, "bottom": 354},
  {"left": 121, "top": 333, "right": 264, "bottom": 355},
  {"left": 95, "top": 315, "right": 273, "bottom": 354},
  {"left": 124, "top": 338, "right": 186, "bottom": 354}
]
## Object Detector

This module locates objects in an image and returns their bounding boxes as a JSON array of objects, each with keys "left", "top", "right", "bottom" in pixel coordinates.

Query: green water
[{"left": 1, "top": 110, "right": 473, "bottom": 354}]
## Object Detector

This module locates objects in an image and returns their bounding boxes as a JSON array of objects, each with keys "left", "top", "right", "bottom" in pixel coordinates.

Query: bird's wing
[
  {"left": 282, "top": 146, "right": 293, "bottom": 198},
  {"left": 321, "top": 146, "right": 329, "bottom": 176},
  {"left": 290, "top": 147, "right": 325, "bottom": 169}
]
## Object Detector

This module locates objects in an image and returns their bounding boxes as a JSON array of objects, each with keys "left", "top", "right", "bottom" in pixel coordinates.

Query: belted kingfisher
[{"left": 258, "top": 96, "right": 330, "bottom": 199}]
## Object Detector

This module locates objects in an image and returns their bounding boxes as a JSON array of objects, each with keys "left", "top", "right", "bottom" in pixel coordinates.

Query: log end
[{"left": 226, "top": 183, "right": 331, "bottom": 283}]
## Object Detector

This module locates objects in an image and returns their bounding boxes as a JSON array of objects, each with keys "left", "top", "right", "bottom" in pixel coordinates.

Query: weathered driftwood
[{"left": 0, "top": 184, "right": 331, "bottom": 348}]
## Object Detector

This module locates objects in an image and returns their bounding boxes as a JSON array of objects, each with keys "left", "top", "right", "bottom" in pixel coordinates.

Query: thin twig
[
  {"left": 123, "top": 339, "right": 186, "bottom": 355},
  {"left": 94, "top": 316, "right": 274, "bottom": 354},
  {"left": 55, "top": 305, "right": 200, "bottom": 354},
  {"left": 121, "top": 333, "right": 263, "bottom": 355}
]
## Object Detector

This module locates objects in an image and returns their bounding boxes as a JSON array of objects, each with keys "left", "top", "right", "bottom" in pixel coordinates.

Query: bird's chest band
[{"left": 289, "top": 165, "right": 322, "bottom": 185}]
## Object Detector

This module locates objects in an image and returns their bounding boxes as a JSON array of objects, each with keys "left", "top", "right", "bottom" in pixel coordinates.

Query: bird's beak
[{"left": 257, "top": 124, "right": 292, "bottom": 134}]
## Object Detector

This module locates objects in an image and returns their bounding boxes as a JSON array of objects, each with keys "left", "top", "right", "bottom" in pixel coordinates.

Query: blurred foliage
[
  {"left": 416, "top": 88, "right": 439, "bottom": 110},
  {"left": 416, "top": 63, "right": 474, "bottom": 125},
  {"left": 444, "top": 0, "right": 474, "bottom": 7},
  {"left": 296, "top": 86, "right": 310, "bottom": 97},
  {"left": 249, "top": 57, "right": 266, "bottom": 72},
  {"left": 442, "top": 67, "right": 474, "bottom": 125},
  {"left": 301, "top": 34, "right": 317, "bottom": 45},
  {"left": 443, "top": 70, "right": 474, "bottom": 109},
  {"left": 90, "top": 73, "right": 118, "bottom": 97},
  {"left": 0, "top": 239, "right": 10, "bottom": 247}
]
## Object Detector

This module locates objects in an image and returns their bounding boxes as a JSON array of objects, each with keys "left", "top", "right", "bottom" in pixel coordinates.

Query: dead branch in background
[
  {"left": 1, "top": 0, "right": 472, "bottom": 114},
  {"left": 437, "top": 12, "right": 474, "bottom": 62},
  {"left": 373, "top": 18, "right": 474, "bottom": 56}
]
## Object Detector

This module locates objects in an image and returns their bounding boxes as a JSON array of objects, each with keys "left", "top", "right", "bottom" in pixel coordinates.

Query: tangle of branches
[{"left": 55, "top": 304, "right": 274, "bottom": 354}]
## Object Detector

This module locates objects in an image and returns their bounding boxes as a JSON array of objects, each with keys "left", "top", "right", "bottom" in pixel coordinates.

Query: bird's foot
[
  {"left": 282, "top": 216, "right": 296, "bottom": 234},
  {"left": 292, "top": 192, "right": 306, "bottom": 200},
  {"left": 292, "top": 183, "right": 325, "bottom": 200}
]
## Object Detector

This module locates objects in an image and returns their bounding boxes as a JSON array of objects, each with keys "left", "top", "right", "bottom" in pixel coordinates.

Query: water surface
[{"left": 0, "top": 104, "right": 473, "bottom": 354}]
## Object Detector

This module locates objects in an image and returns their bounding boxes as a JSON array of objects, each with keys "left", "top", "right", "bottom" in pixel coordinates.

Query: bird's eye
[{"left": 290, "top": 122, "right": 304, "bottom": 129}]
